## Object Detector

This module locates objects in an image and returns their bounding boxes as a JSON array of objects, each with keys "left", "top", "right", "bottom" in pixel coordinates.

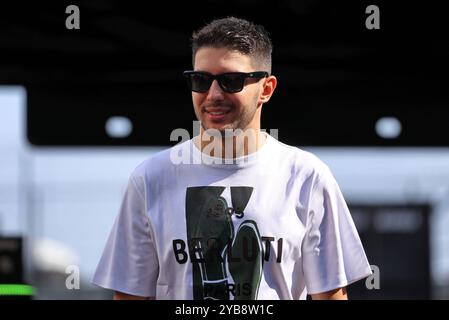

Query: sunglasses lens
[
  {"left": 190, "top": 73, "right": 211, "bottom": 92},
  {"left": 220, "top": 74, "right": 245, "bottom": 93},
  {"left": 185, "top": 72, "right": 251, "bottom": 93}
]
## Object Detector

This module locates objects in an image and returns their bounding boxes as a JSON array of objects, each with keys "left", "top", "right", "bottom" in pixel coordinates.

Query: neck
[{"left": 195, "top": 127, "right": 266, "bottom": 159}]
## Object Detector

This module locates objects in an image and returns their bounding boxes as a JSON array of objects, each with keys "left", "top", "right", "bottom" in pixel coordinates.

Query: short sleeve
[
  {"left": 92, "top": 173, "right": 159, "bottom": 297},
  {"left": 302, "top": 166, "right": 372, "bottom": 295}
]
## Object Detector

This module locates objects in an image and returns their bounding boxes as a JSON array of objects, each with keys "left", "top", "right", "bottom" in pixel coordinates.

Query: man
[{"left": 93, "top": 17, "right": 371, "bottom": 300}]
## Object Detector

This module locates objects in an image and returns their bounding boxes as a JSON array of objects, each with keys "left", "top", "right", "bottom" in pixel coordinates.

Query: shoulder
[
  {"left": 129, "top": 139, "right": 191, "bottom": 185},
  {"left": 270, "top": 137, "right": 332, "bottom": 181}
]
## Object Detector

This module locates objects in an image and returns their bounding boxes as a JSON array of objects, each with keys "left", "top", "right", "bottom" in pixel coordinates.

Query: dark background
[
  {"left": 348, "top": 204, "right": 430, "bottom": 299},
  {"left": 0, "top": 0, "right": 447, "bottom": 146}
]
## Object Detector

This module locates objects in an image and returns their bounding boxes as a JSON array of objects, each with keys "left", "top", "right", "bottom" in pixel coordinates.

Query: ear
[{"left": 259, "top": 75, "right": 277, "bottom": 104}]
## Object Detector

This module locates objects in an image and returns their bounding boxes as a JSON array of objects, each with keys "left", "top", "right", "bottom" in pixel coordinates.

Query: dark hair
[{"left": 191, "top": 17, "right": 272, "bottom": 74}]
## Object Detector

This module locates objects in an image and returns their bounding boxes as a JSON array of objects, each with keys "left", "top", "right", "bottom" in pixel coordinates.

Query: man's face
[{"left": 191, "top": 47, "right": 264, "bottom": 134}]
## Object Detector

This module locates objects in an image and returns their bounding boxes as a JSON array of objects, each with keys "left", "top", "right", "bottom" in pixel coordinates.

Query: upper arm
[
  {"left": 92, "top": 174, "right": 159, "bottom": 298},
  {"left": 302, "top": 166, "right": 371, "bottom": 295},
  {"left": 310, "top": 287, "right": 347, "bottom": 300}
]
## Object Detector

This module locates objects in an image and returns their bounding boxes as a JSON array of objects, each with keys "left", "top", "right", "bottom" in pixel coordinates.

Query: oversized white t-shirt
[{"left": 92, "top": 133, "right": 372, "bottom": 299}]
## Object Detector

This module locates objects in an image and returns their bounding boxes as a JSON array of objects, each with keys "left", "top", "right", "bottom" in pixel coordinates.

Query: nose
[{"left": 206, "top": 79, "right": 225, "bottom": 100}]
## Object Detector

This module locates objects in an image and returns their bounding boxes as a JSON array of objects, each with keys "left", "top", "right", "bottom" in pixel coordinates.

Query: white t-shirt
[{"left": 92, "top": 133, "right": 372, "bottom": 300}]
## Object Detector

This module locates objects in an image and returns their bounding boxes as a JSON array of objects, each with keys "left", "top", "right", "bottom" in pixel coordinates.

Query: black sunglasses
[{"left": 183, "top": 71, "right": 269, "bottom": 93}]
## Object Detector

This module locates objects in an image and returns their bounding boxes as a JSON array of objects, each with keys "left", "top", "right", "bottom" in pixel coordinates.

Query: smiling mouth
[
  {"left": 204, "top": 106, "right": 231, "bottom": 116},
  {"left": 207, "top": 110, "right": 229, "bottom": 115},
  {"left": 203, "top": 109, "right": 231, "bottom": 123}
]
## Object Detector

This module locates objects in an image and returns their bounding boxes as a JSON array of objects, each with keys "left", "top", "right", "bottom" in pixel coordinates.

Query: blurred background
[{"left": 0, "top": 0, "right": 448, "bottom": 299}]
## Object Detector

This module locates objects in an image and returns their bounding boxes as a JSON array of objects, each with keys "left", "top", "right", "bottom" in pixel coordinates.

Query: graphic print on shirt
[{"left": 185, "top": 186, "right": 264, "bottom": 300}]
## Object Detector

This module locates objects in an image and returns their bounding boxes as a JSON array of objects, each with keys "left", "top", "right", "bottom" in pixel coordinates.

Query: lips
[
  {"left": 206, "top": 110, "right": 229, "bottom": 115},
  {"left": 203, "top": 106, "right": 232, "bottom": 121}
]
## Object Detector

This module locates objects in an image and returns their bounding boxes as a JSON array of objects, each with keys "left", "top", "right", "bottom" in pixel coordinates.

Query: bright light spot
[
  {"left": 375, "top": 117, "right": 402, "bottom": 139},
  {"left": 105, "top": 116, "right": 133, "bottom": 138}
]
